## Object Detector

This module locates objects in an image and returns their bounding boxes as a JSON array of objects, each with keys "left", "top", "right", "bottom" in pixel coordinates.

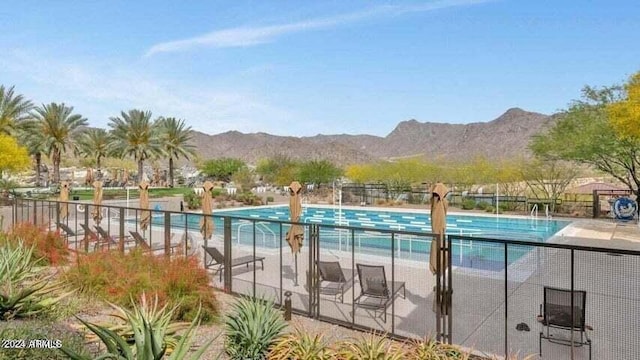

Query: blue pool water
[{"left": 153, "top": 206, "right": 571, "bottom": 271}]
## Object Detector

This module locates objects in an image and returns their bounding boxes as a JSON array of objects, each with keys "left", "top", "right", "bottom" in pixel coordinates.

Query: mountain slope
[{"left": 187, "top": 108, "right": 555, "bottom": 165}]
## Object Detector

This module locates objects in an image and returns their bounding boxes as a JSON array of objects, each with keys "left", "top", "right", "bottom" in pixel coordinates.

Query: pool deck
[{"left": 55, "top": 205, "right": 640, "bottom": 359}]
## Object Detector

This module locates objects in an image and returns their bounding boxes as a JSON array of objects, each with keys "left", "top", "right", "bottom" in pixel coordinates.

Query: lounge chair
[
  {"left": 538, "top": 286, "right": 592, "bottom": 360},
  {"left": 129, "top": 231, "right": 181, "bottom": 254},
  {"left": 317, "top": 261, "right": 353, "bottom": 303},
  {"left": 202, "top": 246, "right": 265, "bottom": 282},
  {"left": 56, "top": 222, "right": 77, "bottom": 237},
  {"left": 95, "top": 225, "right": 135, "bottom": 248},
  {"left": 79, "top": 223, "right": 102, "bottom": 251},
  {"left": 354, "top": 264, "right": 406, "bottom": 323}
]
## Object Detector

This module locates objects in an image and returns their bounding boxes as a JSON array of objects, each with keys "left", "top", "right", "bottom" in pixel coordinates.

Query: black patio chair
[
  {"left": 354, "top": 264, "right": 406, "bottom": 323},
  {"left": 317, "top": 261, "right": 353, "bottom": 303},
  {"left": 538, "top": 286, "right": 592, "bottom": 359},
  {"left": 202, "top": 246, "right": 265, "bottom": 282}
]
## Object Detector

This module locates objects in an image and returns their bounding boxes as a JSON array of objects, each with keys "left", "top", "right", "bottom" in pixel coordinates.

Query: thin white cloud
[
  {"left": 0, "top": 50, "right": 298, "bottom": 135},
  {"left": 145, "top": 0, "right": 492, "bottom": 56}
]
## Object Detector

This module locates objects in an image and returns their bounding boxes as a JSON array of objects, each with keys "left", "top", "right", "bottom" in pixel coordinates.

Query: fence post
[
  {"left": 223, "top": 217, "right": 232, "bottom": 293},
  {"left": 119, "top": 208, "right": 125, "bottom": 253},
  {"left": 32, "top": 200, "right": 37, "bottom": 226},
  {"left": 164, "top": 212, "right": 171, "bottom": 258},
  {"left": 55, "top": 200, "right": 60, "bottom": 230},
  {"left": 504, "top": 242, "right": 508, "bottom": 357},
  {"left": 84, "top": 204, "right": 90, "bottom": 252}
]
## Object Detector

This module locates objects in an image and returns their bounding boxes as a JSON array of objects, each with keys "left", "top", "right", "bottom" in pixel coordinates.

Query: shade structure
[
  {"left": 85, "top": 168, "right": 93, "bottom": 186},
  {"left": 59, "top": 181, "right": 70, "bottom": 220},
  {"left": 199, "top": 181, "right": 214, "bottom": 240},
  {"left": 91, "top": 180, "right": 103, "bottom": 225},
  {"left": 139, "top": 181, "right": 150, "bottom": 231},
  {"left": 429, "top": 182, "right": 450, "bottom": 316},
  {"left": 285, "top": 181, "right": 304, "bottom": 254}
]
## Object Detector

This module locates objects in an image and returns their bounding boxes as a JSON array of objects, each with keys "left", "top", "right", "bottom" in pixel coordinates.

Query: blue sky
[{"left": 1, "top": 0, "right": 638, "bottom": 136}]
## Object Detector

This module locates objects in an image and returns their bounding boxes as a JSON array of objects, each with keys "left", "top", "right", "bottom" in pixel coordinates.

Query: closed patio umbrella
[
  {"left": 285, "top": 181, "right": 304, "bottom": 285},
  {"left": 139, "top": 181, "right": 150, "bottom": 231},
  {"left": 200, "top": 181, "right": 214, "bottom": 240},
  {"left": 429, "top": 182, "right": 450, "bottom": 316},
  {"left": 91, "top": 180, "right": 103, "bottom": 225},
  {"left": 59, "top": 180, "right": 70, "bottom": 220}
]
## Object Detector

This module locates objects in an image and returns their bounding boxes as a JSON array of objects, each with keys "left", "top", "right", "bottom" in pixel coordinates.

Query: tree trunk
[
  {"left": 53, "top": 149, "right": 61, "bottom": 184},
  {"left": 138, "top": 160, "right": 144, "bottom": 184},
  {"left": 97, "top": 155, "right": 102, "bottom": 172},
  {"left": 169, "top": 157, "right": 174, "bottom": 188},
  {"left": 35, "top": 153, "right": 42, "bottom": 187}
]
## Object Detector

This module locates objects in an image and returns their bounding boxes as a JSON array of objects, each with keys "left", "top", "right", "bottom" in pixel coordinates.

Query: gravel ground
[{"left": 55, "top": 290, "right": 372, "bottom": 360}]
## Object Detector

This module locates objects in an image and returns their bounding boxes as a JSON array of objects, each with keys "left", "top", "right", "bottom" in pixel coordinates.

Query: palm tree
[
  {"left": 17, "top": 122, "right": 47, "bottom": 187},
  {"left": 108, "top": 110, "right": 163, "bottom": 183},
  {"left": 0, "top": 85, "right": 33, "bottom": 136},
  {"left": 77, "top": 128, "right": 109, "bottom": 172},
  {"left": 159, "top": 117, "right": 195, "bottom": 187},
  {"left": 30, "top": 103, "right": 87, "bottom": 183}
]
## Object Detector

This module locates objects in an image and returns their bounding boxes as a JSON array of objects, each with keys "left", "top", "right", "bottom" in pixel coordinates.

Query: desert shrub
[
  {"left": 211, "top": 188, "right": 223, "bottom": 197},
  {"left": 498, "top": 203, "right": 509, "bottom": 213},
  {"left": 3, "top": 223, "right": 68, "bottom": 265},
  {"left": 485, "top": 205, "right": 495, "bottom": 213},
  {"left": 224, "top": 296, "right": 286, "bottom": 360},
  {"left": 474, "top": 201, "right": 488, "bottom": 210},
  {"left": 404, "top": 337, "right": 469, "bottom": 359},
  {"left": 0, "top": 322, "right": 89, "bottom": 360},
  {"left": 337, "top": 332, "right": 405, "bottom": 360},
  {"left": 268, "top": 326, "right": 335, "bottom": 360},
  {"left": 266, "top": 196, "right": 274, "bottom": 203},
  {"left": 461, "top": 198, "right": 476, "bottom": 210},
  {"left": 63, "top": 250, "right": 218, "bottom": 323},
  {"left": 183, "top": 190, "right": 201, "bottom": 209},
  {"left": 0, "top": 241, "right": 72, "bottom": 320}
]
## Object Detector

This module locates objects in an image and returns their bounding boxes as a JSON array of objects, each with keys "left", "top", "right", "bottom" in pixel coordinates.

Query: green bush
[
  {"left": 461, "top": 198, "right": 476, "bottom": 210},
  {"left": 474, "top": 201, "right": 488, "bottom": 210},
  {"left": 183, "top": 191, "right": 201, "bottom": 210},
  {"left": 224, "top": 296, "right": 287, "bottom": 360},
  {"left": 266, "top": 196, "right": 274, "bottom": 204},
  {"left": 211, "top": 188, "right": 223, "bottom": 197},
  {"left": 485, "top": 205, "right": 495, "bottom": 213}
]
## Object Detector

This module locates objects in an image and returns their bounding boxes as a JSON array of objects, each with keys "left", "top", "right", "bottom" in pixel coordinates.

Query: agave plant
[
  {"left": 0, "top": 241, "right": 72, "bottom": 320},
  {"left": 268, "top": 325, "right": 335, "bottom": 360},
  {"left": 60, "top": 293, "right": 219, "bottom": 360},
  {"left": 336, "top": 332, "right": 405, "bottom": 360},
  {"left": 224, "top": 296, "right": 287, "bottom": 360},
  {"left": 404, "top": 337, "right": 469, "bottom": 360}
]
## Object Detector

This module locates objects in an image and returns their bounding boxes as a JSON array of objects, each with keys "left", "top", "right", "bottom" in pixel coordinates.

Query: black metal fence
[{"left": 10, "top": 198, "right": 640, "bottom": 359}]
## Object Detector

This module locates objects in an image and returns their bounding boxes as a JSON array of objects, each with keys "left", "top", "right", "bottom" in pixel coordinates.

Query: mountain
[{"left": 188, "top": 108, "right": 556, "bottom": 165}]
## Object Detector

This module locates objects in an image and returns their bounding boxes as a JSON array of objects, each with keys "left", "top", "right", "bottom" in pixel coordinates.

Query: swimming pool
[{"left": 152, "top": 205, "right": 571, "bottom": 270}]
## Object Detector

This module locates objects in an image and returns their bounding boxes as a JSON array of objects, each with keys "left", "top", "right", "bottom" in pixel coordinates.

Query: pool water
[{"left": 152, "top": 206, "right": 571, "bottom": 271}]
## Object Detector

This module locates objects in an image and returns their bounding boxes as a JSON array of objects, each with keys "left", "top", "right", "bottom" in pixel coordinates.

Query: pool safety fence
[{"left": 12, "top": 198, "right": 640, "bottom": 359}]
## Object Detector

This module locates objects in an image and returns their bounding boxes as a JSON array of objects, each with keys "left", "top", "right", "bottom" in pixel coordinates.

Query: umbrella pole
[{"left": 294, "top": 253, "right": 298, "bottom": 286}]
